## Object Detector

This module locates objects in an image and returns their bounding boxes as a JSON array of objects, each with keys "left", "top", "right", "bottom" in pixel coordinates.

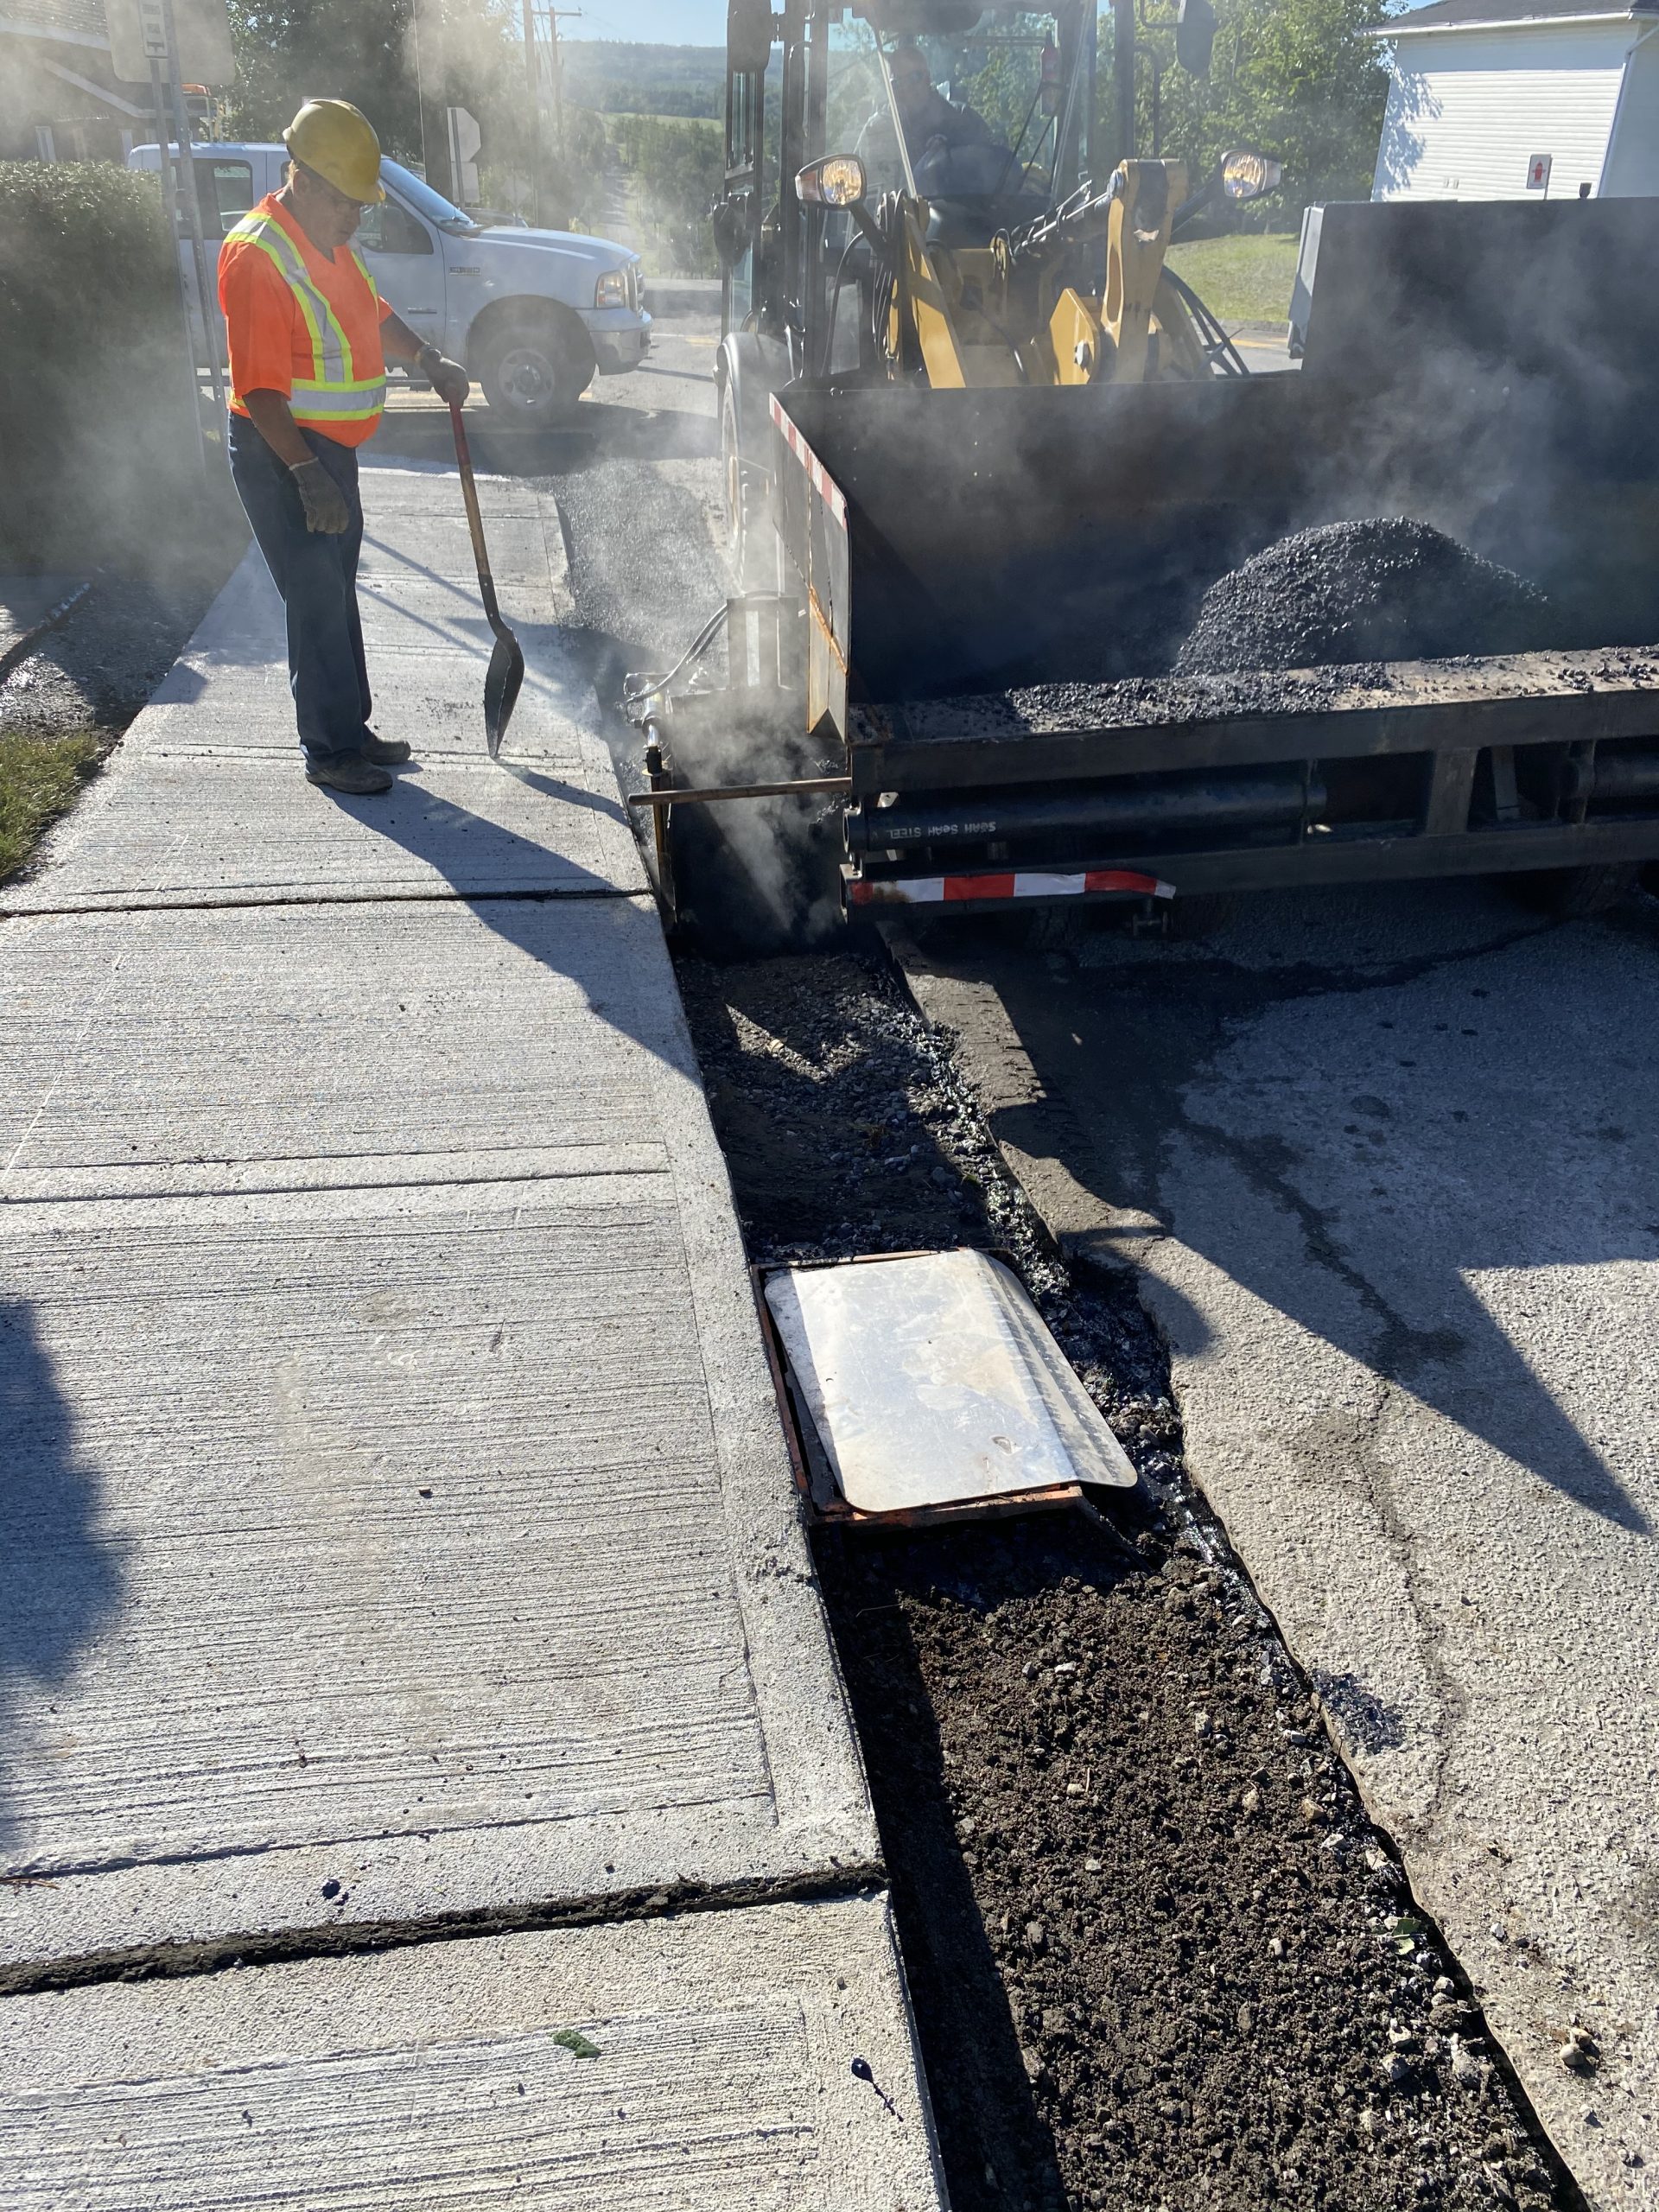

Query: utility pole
[
  {"left": 521, "top": 0, "right": 541, "bottom": 225},
  {"left": 1114, "top": 0, "right": 1136, "bottom": 164},
  {"left": 548, "top": 7, "right": 570, "bottom": 157},
  {"left": 413, "top": 0, "right": 454, "bottom": 199},
  {"left": 146, "top": 47, "right": 206, "bottom": 473}
]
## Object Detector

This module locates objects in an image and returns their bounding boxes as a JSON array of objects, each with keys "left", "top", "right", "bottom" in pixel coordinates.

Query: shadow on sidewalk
[
  {"left": 310, "top": 762, "right": 684, "bottom": 1079},
  {"left": 0, "top": 1300, "right": 128, "bottom": 1870}
]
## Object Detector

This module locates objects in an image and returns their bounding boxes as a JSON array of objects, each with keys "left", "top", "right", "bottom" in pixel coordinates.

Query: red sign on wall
[{"left": 1526, "top": 153, "right": 1553, "bottom": 190}]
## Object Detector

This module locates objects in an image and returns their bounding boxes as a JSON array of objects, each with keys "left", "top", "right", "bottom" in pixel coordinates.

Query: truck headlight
[{"left": 594, "top": 270, "right": 629, "bottom": 308}]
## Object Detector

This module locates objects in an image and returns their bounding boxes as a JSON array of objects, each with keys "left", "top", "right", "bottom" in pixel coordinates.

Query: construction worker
[
  {"left": 859, "top": 40, "right": 1006, "bottom": 197},
  {"left": 219, "top": 99, "right": 470, "bottom": 795}
]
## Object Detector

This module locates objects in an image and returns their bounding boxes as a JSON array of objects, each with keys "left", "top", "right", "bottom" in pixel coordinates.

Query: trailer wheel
[
  {"left": 1018, "top": 904, "right": 1096, "bottom": 952},
  {"left": 1164, "top": 892, "right": 1239, "bottom": 941},
  {"left": 1509, "top": 863, "right": 1640, "bottom": 919}
]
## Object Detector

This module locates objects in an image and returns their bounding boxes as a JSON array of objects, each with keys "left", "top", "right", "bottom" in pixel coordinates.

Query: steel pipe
[{"left": 845, "top": 767, "right": 1323, "bottom": 855}]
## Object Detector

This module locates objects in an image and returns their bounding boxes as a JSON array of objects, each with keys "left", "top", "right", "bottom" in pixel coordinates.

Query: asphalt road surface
[{"left": 442, "top": 305, "right": 1657, "bottom": 2209}]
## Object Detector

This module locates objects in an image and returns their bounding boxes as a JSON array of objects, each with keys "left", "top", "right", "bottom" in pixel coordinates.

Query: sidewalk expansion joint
[
  {"left": 2, "top": 884, "right": 649, "bottom": 922},
  {"left": 0, "top": 1859, "right": 889, "bottom": 2001},
  {"left": 0, "top": 1160, "right": 667, "bottom": 1207}
]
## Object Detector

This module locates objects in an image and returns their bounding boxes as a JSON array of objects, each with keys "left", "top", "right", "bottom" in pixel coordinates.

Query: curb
[{"left": 0, "top": 579, "right": 94, "bottom": 685}]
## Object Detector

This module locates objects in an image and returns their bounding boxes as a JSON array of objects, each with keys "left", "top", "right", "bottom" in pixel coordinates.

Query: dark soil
[
  {"left": 1175, "top": 520, "right": 1552, "bottom": 677},
  {"left": 677, "top": 948, "right": 1571, "bottom": 2212}
]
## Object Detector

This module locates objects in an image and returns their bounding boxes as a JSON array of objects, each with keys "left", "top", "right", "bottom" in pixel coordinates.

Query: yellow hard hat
[{"left": 284, "top": 99, "right": 385, "bottom": 204}]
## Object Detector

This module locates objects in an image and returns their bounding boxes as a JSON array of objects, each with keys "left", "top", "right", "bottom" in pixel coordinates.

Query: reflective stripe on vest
[{"left": 226, "top": 209, "right": 386, "bottom": 424}]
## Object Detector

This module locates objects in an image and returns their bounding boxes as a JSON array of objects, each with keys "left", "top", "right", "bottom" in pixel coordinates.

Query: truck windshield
[
  {"left": 831, "top": 8, "right": 1079, "bottom": 208},
  {"left": 380, "top": 160, "right": 480, "bottom": 233}
]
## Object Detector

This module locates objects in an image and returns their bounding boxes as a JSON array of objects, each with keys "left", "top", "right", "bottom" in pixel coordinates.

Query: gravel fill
[
  {"left": 1175, "top": 520, "right": 1553, "bottom": 677},
  {"left": 0, "top": 576, "right": 230, "bottom": 741},
  {"left": 677, "top": 948, "right": 1572, "bottom": 2212}
]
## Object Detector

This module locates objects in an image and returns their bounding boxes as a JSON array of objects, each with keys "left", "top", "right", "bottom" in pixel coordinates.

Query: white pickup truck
[{"left": 128, "top": 142, "right": 651, "bottom": 424}]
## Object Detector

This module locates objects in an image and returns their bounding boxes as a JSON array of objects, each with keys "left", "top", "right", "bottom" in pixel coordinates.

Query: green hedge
[{"left": 0, "top": 162, "right": 203, "bottom": 571}]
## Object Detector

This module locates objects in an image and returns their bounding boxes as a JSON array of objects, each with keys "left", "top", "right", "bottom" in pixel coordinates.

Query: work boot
[
  {"left": 361, "top": 730, "right": 412, "bottom": 765},
  {"left": 305, "top": 751, "right": 394, "bottom": 796}
]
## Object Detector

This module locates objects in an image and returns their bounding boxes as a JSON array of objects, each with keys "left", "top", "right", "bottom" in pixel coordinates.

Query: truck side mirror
[
  {"left": 1176, "top": 0, "right": 1217, "bottom": 77},
  {"left": 728, "top": 0, "right": 774, "bottom": 72}
]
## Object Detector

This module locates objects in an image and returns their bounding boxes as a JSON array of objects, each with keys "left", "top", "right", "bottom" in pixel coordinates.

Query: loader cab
[{"left": 717, "top": 0, "right": 1096, "bottom": 359}]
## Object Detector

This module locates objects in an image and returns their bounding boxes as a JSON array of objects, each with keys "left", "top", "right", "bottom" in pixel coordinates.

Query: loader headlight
[
  {"left": 1220, "top": 149, "right": 1283, "bottom": 202},
  {"left": 796, "top": 156, "right": 868, "bottom": 209},
  {"left": 594, "top": 269, "right": 630, "bottom": 308}
]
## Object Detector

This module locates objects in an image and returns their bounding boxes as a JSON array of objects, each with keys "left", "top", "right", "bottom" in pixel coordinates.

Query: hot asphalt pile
[
  {"left": 676, "top": 948, "right": 1571, "bottom": 2212},
  {"left": 1175, "top": 519, "right": 1552, "bottom": 677}
]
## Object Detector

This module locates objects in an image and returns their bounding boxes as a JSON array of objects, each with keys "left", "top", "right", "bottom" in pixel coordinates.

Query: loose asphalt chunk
[{"left": 1174, "top": 518, "right": 1552, "bottom": 677}]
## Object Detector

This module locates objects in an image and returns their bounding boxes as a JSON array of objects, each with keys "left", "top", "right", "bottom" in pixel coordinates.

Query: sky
[{"left": 563, "top": 1, "right": 727, "bottom": 41}]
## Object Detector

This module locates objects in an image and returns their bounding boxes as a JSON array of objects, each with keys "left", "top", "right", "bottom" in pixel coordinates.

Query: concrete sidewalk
[{"left": 0, "top": 464, "right": 944, "bottom": 2206}]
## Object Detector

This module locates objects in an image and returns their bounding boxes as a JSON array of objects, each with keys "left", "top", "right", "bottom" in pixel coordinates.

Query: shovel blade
[{"left": 484, "top": 626, "right": 525, "bottom": 760}]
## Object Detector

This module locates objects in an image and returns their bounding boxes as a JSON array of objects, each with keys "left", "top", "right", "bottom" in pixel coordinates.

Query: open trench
[
  {"left": 674, "top": 946, "right": 1574, "bottom": 2212},
  {"left": 535, "top": 348, "right": 1586, "bottom": 2210}
]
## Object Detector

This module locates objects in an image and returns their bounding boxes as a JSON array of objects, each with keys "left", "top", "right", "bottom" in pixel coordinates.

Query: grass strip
[
  {"left": 1166, "top": 232, "right": 1300, "bottom": 325},
  {"left": 0, "top": 728, "right": 102, "bottom": 882}
]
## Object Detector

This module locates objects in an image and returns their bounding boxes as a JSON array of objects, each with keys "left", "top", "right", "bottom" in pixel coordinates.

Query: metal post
[
  {"left": 1114, "top": 0, "right": 1136, "bottom": 164},
  {"left": 521, "top": 0, "right": 542, "bottom": 226},
  {"left": 414, "top": 0, "right": 454, "bottom": 199},
  {"left": 149, "top": 51, "right": 207, "bottom": 474},
  {"left": 158, "top": 0, "right": 226, "bottom": 415}
]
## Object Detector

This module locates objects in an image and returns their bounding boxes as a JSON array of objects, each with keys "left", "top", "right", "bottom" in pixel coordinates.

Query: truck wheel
[
  {"left": 477, "top": 307, "right": 595, "bottom": 426},
  {"left": 1510, "top": 862, "right": 1639, "bottom": 919}
]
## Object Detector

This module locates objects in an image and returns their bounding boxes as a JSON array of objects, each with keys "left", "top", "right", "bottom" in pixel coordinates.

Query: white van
[{"left": 129, "top": 143, "right": 651, "bottom": 424}]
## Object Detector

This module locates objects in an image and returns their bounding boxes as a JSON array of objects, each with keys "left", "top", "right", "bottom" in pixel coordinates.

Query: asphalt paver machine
[{"left": 626, "top": 0, "right": 1659, "bottom": 948}]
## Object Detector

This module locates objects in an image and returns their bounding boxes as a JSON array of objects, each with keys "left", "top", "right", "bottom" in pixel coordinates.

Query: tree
[
  {"left": 225, "top": 0, "right": 529, "bottom": 188},
  {"left": 1099, "top": 0, "right": 1389, "bottom": 215},
  {"left": 226, "top": 0, "right": 422, "bottom": 157}
]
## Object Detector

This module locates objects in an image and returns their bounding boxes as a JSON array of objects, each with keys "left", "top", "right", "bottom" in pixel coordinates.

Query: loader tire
[
  {"left": 1509, "top": 862, "right": 1639, "bottom": 919},
  {"left": 721, "top": 381, "right": 774, "bottom": 592}
]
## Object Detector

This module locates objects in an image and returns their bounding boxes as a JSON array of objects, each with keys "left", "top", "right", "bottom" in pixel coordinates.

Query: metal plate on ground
[{"left": 764, "top": 1247, "right": 1136, "bottom": 1517}]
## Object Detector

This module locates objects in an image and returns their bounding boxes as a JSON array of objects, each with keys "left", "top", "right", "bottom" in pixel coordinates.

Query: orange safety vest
[{"left": 219, "top": 194, "right": 388, "bottom": 445}]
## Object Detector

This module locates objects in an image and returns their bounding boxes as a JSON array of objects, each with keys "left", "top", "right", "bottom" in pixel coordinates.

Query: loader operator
[
  {"left": 859, "top": 40, "right": 1010, "bottom": 198},
  {"left": 219, "top": 99, "right": 470, "bottom": 796}
]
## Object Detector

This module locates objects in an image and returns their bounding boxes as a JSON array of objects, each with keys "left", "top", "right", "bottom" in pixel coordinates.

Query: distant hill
[{"left": 560, "top": 41, "right": 726, "bottom": 119}]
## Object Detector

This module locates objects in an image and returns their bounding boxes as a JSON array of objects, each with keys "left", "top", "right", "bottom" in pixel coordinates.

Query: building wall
[
  {"left": 1601, "top": 28, "right": 1659, "bottom": 191},
  {"left": 1373, "top": 22, "right": 1635, "bottom": 200}
]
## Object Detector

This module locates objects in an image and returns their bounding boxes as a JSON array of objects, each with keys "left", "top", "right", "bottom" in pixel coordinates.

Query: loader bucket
[{"left": 772, "top": 197, "right": 1659, "bottom": 738}]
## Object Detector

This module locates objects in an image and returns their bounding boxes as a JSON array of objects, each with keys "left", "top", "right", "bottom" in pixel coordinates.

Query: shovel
[{"left": 449, "top": 399, "right": 524, "bottom": 759}]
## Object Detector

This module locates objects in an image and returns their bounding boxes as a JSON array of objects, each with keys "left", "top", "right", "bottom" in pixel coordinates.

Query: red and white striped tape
[
  {"left": 770, "top": 395, "right": 848, "bottom": 523},
  {"left": 849, "top": 868, "right": 1177, "bottom": 908}
]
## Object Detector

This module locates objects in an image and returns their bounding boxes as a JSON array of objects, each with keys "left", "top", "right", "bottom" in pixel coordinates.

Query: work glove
[
  {"left": 418, "top": 345, "right": 471, "bottom": 406},
  {"left": 289, "top": 456, "right": 352, "bottom": 535}
]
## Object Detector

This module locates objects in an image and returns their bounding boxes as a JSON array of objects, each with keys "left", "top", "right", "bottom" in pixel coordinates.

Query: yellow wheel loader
[{"left": 626, "top": 0, "right": 1659, "bottom": 950}]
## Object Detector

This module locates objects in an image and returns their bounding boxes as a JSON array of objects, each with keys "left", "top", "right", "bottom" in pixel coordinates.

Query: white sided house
[{"left": 1371, "top": 0, "right": 1659, "bottom": 200}]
